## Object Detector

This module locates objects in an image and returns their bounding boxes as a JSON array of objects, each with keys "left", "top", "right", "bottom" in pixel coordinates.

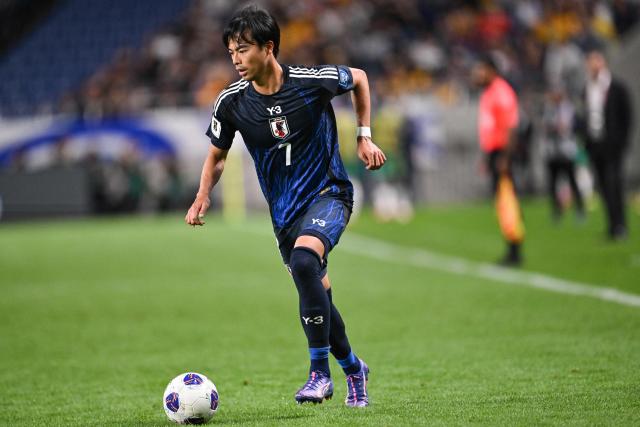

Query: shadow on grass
[
  {"left": 214, "top": 408, "right": 314, "bottom": 425},
  {"left": 134, "top": 409, "right": 313, "bottom": 426}
]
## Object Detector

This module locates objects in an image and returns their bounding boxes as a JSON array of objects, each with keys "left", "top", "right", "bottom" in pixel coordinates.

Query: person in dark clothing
[
  {"left": 542, "top": 86, "right": 585, "bottom": 221},
  {"left": 581, "top": 49, "right": 633, "bottom": 240}
]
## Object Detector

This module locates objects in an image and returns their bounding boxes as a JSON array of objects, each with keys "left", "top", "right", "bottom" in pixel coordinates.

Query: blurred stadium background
[
  {"left": 1, "top": 0, "right": 639, "bottom": 220},
  {"left": 2, "top": 1, "right": 640, "bottom": 425}
]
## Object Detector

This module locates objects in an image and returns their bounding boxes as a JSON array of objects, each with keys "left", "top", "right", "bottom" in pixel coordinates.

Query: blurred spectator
[
  {"left": 612, "top": 0, "right": 640, "bottom": 36},
  {"left": 118, "top": 147, "right": 145, "bottom": 212},
  {"left": 513, "top": 94, "right": 536, "bottom": 195},
  {"left": 52, "top": 137, "right": 74, "bottom": 168},
  {"left": 541, "top": 86, "right": 585, "bottom": 221},
  {"left": 144, "top": 155, "right": 183, "bottom": 212},
  {"left": 579, "top": 48, "right": 633, "bottom": 240},
  {"left": 39, "top": 0, "right": 634, "bottom": 119},
  {"left": 544, "top": 38, "right": 585, "bottom": 100},
  {"left": 9, "top": 147, "right": 28, "bottom": 172},
  {"left": 84, "top": 150, "right": 109, "bottom": 213}
]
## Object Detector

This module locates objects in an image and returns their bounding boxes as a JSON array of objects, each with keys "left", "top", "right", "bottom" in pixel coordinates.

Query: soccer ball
[{"left": 163, "top": 372, "right": 219, "bottom": 424}]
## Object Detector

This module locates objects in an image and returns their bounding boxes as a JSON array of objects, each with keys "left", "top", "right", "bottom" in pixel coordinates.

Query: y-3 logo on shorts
[
  {"left": 312, "top": 218, "right": 326, "bottom": 227},
  {"left": 302, "top": 316, "right": 324, "bottom": 325}
]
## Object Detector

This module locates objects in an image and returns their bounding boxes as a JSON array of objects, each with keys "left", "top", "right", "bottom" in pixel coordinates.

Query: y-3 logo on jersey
[
  {"left": 267, "top": 105, "right": 282, "bottom": 115},
  {"left": 270, "top": 116, "right": 289, "bottom": 139}
]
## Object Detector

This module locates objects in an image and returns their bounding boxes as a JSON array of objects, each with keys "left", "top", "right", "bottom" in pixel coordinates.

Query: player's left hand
[{"left": 357, "top": 137, "right": 386, "bottom": 170}]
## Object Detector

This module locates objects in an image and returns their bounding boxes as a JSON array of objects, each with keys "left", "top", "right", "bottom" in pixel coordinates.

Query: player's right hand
[
  {"left": 357, "top": 136, "right": 386, "bottom": 170},
  {"left": 185, "top": 195, "right": 210, "bottom": 226}
]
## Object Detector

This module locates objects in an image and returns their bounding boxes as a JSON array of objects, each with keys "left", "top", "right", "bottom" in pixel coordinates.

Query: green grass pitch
[{"left": 1, "top": 199, "right": 639, "bottom": 425}]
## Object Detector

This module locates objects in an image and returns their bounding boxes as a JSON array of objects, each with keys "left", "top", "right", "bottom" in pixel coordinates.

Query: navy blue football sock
[
  {"left": 309, "top": 346, "right": 331, "bottom": 375},
  {"left": 337, "top": 351, "right": 361, "bottom": 375},
  {"left": 326, "top": 288, "right": 353, "bottom": 361},
  {"left": 290, "top": 247, "right": 331, "bottom": 353}
]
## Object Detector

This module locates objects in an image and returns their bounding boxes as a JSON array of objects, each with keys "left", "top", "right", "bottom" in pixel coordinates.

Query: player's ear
[{"left": 264, "top": 40, "right": 275, "bottom": 57}]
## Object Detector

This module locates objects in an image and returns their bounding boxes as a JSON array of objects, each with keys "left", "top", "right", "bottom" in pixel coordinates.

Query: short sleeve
[
  {"left": 306, "top": 65, "right": 354, "bottom": 97},
  {"left": 205, "top": 102, "right": 236, "bottom": 150}
]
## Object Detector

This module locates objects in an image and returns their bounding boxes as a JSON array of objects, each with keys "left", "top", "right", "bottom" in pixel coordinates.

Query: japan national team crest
[{"left": 269, "top": 116, "right": 289, "bottom": 139}]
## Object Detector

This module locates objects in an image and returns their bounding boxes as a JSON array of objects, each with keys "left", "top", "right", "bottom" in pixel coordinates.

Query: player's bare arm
[
  {"left": 350, "top": 67, "right": 386, "bottom": 170},
  {"left": 185, "top": 145, "right": 229, "bottom": 226}
]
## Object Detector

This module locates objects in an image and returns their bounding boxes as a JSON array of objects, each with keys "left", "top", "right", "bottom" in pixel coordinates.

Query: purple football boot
[
  {"left": 345, "top": 359, "right": 369, "bottom": 407},
  {"left": 295, "top": 370, "right": 334, "bottom": 404}
]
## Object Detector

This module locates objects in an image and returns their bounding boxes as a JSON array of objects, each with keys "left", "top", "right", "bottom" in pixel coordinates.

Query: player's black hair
[{"left": 223, "top": 4, "right": 280, "bottom": 58}]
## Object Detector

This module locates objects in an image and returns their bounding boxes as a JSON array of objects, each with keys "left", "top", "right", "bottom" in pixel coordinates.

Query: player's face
[{"left": 227, "top": 36, "right": 271, "bottom": 81}]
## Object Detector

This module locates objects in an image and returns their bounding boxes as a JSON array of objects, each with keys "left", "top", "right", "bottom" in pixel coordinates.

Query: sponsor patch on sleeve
[
  {"left": 339, "top": 68, "right": 350, "bottom": 85},
  {"left": 211, "top": 116, "right": 222, "bottom": 139}
]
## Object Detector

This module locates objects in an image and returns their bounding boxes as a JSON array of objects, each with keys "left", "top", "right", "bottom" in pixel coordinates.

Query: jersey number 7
[{"left": 278, "top": 143, "right": 291, "bottom": 166}]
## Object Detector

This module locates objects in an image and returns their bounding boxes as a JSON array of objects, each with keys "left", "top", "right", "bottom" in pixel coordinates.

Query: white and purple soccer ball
[{"left": 163, "top": 372, "right": 219, "bottom": 424}]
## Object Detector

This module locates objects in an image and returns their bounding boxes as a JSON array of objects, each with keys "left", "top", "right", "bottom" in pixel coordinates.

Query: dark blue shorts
[{"left": 274, "top": 191, "right": 353, "bottom": 275}]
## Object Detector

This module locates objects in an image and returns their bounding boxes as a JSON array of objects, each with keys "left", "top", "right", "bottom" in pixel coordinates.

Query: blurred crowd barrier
[
  {"left": 1, "top": 87, "right": 633, "bottom": 221},
  {"left": 0, "top": 112, "right": 203, "bottom": 219},
  {"left": 0, "top": 103, "right": 475, "bottom": 220}
]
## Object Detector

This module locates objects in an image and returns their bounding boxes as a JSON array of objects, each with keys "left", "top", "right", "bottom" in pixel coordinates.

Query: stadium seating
[{"left": 0, "top": 0, "right": 189, "bottom": 117}]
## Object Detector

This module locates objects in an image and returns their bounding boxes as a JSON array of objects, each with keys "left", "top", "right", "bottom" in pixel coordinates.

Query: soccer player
[{"left": 185, "top": 5, "right": 386, "bottom": 407}]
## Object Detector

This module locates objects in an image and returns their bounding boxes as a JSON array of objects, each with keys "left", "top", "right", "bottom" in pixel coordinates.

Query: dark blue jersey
[{"left": 206, "top": 64, "right": 355, "bottom": 229}]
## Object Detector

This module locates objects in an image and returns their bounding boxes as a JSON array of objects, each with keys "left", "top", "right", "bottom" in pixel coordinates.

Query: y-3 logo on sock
[{"left": 302, "top": 316, "right": 324, "bottom": 325}]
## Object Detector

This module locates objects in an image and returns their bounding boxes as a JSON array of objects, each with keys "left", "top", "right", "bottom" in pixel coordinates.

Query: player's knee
[{"left": 289, "top": 247, "right": 322, "bottom": 281}]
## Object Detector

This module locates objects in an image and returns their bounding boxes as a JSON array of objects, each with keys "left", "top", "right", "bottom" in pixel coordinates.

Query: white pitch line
[
  {"left": 339, "top": 234, "right": 640, "bottom": 308},
  {"left": 234, "top": 224, "right": 640, "bottom": 308}
]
